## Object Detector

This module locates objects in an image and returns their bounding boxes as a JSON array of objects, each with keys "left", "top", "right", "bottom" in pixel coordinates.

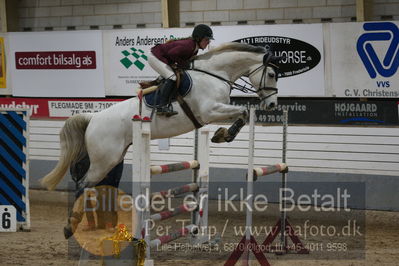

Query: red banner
[{"left": 0, "top": 98, "right": 124, "bottom": 119}]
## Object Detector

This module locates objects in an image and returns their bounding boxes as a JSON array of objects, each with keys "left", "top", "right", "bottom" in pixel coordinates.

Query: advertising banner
[
  {"left": 9, "top": 31, "right": 104, "bottom": 97},
  {"left": 3, "top": 96, "right": 396, "bottom": 125},
  {"left": 230, "top": 97, "right": 399, "bottom": 125},
  {"left": 330, "top": 21, "right": 399, "bottom": 98},
  {"left": 0, "top": 37, "right": 6, "bottom": 89},
  {"left": 103, "top": 28, "right": 192, "bottom": 96},
  {"left": 103, "top": 24, "right": 324, "bottom": 96},
  {"left": 213, "top": 24, "right": 324, "bottom": 97},
  {"left": 0, "top": 97, "right": 122, "bottom": 119}
]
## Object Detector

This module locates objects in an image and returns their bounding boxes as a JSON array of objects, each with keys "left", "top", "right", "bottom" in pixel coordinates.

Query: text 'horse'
[{"left": 41, "top": 42, "right": 280, "bottom": 191}]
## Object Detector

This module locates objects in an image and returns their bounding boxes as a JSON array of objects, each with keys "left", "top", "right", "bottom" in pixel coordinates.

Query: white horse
[{"left": 40, "top": 42, "right": 280, "bottom": 191}]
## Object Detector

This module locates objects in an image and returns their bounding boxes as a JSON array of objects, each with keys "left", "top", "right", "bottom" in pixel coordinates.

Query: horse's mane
[{"left": 195, "top": 42, "right": 266, "bottom": 60}]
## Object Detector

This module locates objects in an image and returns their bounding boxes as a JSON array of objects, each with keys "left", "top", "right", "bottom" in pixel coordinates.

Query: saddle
[
  {"left": 139, "top": 71, "right": 202, "bottom": 128},
  {"left": 140, "top": 71, "right": 193, "bottom": 108}
]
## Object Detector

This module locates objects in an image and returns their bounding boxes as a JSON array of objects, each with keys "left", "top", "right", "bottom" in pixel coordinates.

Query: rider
[{"left": 148, "top": 24, "right": 214, "bottom": 117}]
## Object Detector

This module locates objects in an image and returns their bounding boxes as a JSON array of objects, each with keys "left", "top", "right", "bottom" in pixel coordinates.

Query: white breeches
[{"left": 148, "top": 53, "right": 176, "bottom": 81}]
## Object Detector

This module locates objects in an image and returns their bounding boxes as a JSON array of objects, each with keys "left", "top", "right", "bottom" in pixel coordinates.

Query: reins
[
  {"left": 189, "top": 67, "right": 255, "bottom": 93},
  {"left": 190, "top": 61, "right": 279, "bottom": 97}
]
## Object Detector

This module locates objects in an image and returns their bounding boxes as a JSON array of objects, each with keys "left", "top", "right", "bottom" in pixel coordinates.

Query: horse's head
[
  {"left": 247, "top": 52, "right": 282, "bottom": 111},
  {"left": 194, "top": 43, "right": 283, "bottom": 110}
]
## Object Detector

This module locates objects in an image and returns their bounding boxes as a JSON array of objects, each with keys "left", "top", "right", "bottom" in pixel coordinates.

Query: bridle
[
  {"left": 242, "top": 53, "right": 280, "bottom": 100},
  {"left": 191, "top": 52, "right": 279, "bottom": 100}
]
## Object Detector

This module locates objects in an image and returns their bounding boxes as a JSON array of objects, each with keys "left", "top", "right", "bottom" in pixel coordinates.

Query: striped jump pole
[
  {"left": 0, "top": 108, "right": 30, "bottom": 231},
  {"left": 151, "top": 183, "right": 199, "bottom": 200},
  {"left": 150, "top": 160, "right": 199, "bottom": 175},
  {"left": 252, "top": 163, "right": 288, "bottom": 181},
  {"left": 150, "top": 202, "right": 197, "bottom": 222}
]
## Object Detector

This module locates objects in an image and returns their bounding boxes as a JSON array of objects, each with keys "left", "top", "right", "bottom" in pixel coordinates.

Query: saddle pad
[{"left": 143, "top": 71, "right": 193, "bottom": 108}]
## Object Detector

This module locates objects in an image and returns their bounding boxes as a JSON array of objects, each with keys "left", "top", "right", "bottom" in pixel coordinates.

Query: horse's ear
[
  {"left": 264, "top": 52, "right": 285, "bottom": 65},
  {"left": 263, "top": 52, "right": 273, "bottom": 66}
]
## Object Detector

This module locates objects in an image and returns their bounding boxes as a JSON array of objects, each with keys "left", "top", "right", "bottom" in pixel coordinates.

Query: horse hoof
[
  {"left": 211, "top": 127, "right": 228, "bottom": 143},
  {"left": 224, "top": 136, "right": 235, "bottom": 143},
  {"left": 211, "top": 136, "right": 224, "bottom": 143},
  {"left": 64, "top": 225, "right": 74, "bottom": 239}
]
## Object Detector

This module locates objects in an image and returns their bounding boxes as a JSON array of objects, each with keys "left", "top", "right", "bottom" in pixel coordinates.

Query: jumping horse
[{"left": 40, "top": 42, "right": 281, "bottom": 237}]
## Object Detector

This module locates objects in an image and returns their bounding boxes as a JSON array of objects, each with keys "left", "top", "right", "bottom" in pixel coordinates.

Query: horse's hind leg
[
  {"left": 69, "top": 156, "right": 96, "bottom": 232},
  {"left": 64, "top": 156, "right": 124, "bottom": 238}
]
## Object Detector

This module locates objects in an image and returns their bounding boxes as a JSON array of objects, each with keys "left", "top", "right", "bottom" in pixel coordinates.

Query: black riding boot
[{"left": 157, "top": 79, "right": 178, "bottom": 117}]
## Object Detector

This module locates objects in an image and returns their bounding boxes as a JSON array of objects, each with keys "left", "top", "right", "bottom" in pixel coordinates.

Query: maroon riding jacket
[{"left": 151, "top": 38, "right": 198, "bottom": 69}]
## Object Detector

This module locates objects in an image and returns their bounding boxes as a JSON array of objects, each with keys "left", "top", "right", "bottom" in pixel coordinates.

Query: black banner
[
  {"left": 234, "top": 36, "right": 321, "bottom": 78},
  {"left": 230, "top": 97, "right": 399, "bottom": 125}
]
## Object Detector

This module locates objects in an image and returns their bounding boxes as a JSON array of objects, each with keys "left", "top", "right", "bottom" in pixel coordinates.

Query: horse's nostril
[{"left": 269, "top": 102, "right": 275, "bottom": 109}]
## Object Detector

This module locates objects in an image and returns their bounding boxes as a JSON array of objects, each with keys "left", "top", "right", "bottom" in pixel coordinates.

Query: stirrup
[
  {"left": 157, "top": 105, "right": 178, "bottom": 117},
  {"left": 156, "top": 106, "right": 167, "bottom": 116}
]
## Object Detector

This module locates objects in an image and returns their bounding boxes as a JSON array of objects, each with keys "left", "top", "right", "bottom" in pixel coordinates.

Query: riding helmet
[{"left": 192, "top": 24, "right": 214, "bottom": 41}]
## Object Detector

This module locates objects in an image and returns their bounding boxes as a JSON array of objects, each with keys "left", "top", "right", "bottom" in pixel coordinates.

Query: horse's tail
[{"left": 40, "top": 114, "right": 93, "bottom": 190}]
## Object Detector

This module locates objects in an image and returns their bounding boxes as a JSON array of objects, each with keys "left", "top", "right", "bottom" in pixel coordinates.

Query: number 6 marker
[{"left": 0, "top": 205, "right": 17, "bottom": 232}]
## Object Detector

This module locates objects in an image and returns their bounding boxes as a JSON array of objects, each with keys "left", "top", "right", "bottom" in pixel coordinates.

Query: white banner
[
  {"left": 9, "top": 31, "right": 104, "bottom": 97},
  {"left": 103, "top": 24, "right": 324, "bottom": 96},
  {"left": 211, "top": 24, "right": 325, "bottom": 97},
  {"left": 103, "top": 28, "right": 192, "bottom": 96},
  {"left": 330, "top": 21, "right": 399, "bottom": 98},
  {"left": 48, "top": 100, "right": 118, "bottom": 117}
]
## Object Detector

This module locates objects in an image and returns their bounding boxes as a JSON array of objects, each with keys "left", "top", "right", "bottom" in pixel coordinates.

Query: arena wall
[
  {"left": 4, "top": 1, "right": 399, "bottom": 211},
  {"left": 28, "top": 120, "right": 399, "bottom": 211},
  {"left": 17, "top": 0, "right": 399, "bottom": 32}
]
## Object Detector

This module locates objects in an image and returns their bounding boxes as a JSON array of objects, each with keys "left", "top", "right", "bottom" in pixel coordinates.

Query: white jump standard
[
  {"left": 225, "top": 108, "right": 307, "bottom": 266},
  {"left": 131, "top": 114, "right": 210, "bottom": 265}
]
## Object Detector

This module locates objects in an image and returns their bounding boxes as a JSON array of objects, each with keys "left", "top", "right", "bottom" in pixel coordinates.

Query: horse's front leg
[
  {"left": 224, "top": 113, "right": 248, "bottom": 142},
  {"left": 212, "top": 113, "right": 248, "bottom": 143},
  {"left": 202, "top": 103, "right": 248, "bottom": 143}
]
